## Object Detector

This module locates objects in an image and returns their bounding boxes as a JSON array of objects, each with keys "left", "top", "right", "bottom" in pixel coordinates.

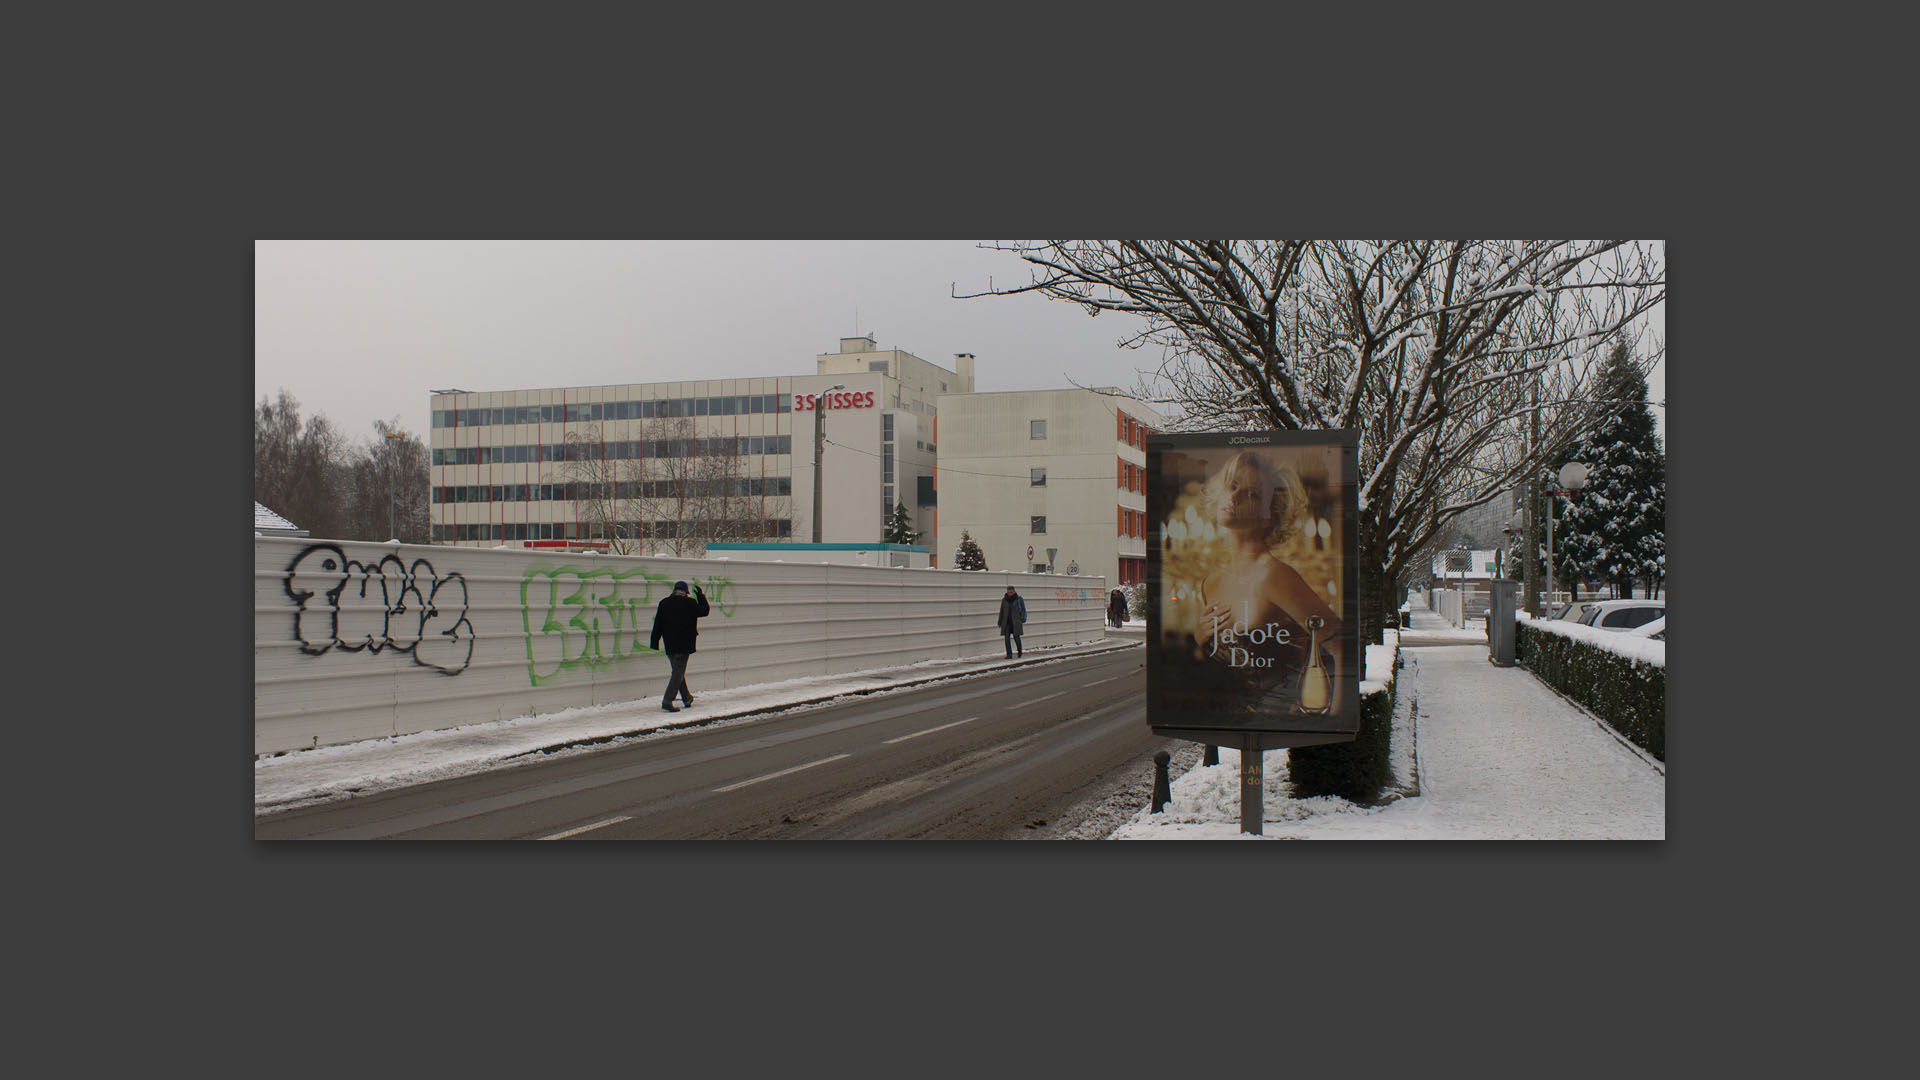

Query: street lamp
[
  {"left": 384, "top": 430, "right": 407, "bottom": 542},
  {"left": 811, "top": 384, "right": 844, "bottom": 544},
  {"left": 1456, "top": 538, "right": 1471, "bottom": 621},
  {"left": 1545, "top": 461, "right": 1588, "bottom": 615}
]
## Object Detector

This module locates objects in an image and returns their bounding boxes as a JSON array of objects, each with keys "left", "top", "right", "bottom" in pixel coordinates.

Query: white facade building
[
  {"left": 933, "top": 388, "right": 1165, "bottom": 589},
  {"left": 427, "top": 336, "right": 969, "bottom": 550}
]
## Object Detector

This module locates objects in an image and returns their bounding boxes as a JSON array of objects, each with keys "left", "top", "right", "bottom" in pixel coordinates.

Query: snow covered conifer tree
[
  {"left": 1555, "top": 339, "right": 1665, "bottom": 598},
  {"left": 954, "top": 530, "right": 987, "bottom": 570},
  {"left": 884, "top": 502, "right": 919, "bottom": 545}
]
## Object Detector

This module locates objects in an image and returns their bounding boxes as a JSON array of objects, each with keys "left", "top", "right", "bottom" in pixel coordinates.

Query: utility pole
[
  {"left": 811, "top": 384, "right": 844, "bottom": 544},
  {"left": 384, "top": 429, "right": 406, "bottom": 542},
  {"left": 1524, "top": 376, "right": 1540, "bottom": 615}
]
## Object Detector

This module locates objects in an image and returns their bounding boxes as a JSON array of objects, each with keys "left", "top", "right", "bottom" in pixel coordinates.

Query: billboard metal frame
[{"left": 1145, "top": 429, "right": 1361, "bottom": 753}]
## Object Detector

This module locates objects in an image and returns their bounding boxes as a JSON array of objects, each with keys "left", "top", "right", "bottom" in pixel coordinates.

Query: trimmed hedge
[
  {"left": 1288, "top": 650, "right": 1397, "bottom": 804},
  {"left": 1516, "top": 622, "right": 1664, "bottom": 761}
]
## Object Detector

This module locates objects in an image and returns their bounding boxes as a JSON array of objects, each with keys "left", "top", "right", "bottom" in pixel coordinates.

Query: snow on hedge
[{"left": 1518, "top": 613, "right": 1664, "bottom": 667}]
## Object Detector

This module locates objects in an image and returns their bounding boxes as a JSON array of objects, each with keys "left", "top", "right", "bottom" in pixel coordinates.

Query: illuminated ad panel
[{"left": 1146, "top": 430, "right": 1360, "bottom": 746}]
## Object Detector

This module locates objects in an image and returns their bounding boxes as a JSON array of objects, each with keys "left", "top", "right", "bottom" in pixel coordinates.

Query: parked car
[
  {"left": 1576, "top": 599, "right": 1665, "bottom": 631},
  {"left": 1627, "top": 614, "right": 1665, "bottom": 641}
]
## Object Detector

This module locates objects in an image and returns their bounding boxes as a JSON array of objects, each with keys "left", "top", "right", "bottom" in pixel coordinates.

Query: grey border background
[{"left": 45, "top": 5, "right": 1804, "bottom": 1068}]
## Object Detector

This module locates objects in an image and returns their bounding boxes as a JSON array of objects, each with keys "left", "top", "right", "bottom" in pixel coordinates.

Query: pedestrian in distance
[
  {"left": 1108, "top": 588, "right": 1128, "bottom": 628},
  {"left": 998, "top": 584, "right": 1028, "bottom": 659},
  {"left": 650, "top": 580, "right": 710, "bottom": 712}
]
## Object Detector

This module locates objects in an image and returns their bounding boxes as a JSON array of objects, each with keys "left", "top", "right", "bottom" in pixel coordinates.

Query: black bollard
[
  {"left": 1151, "top": 751, "right": 1172, "bottom": 813},
  {"left": 1202, "top": 744, "right": 1218, "bottom": 767}
]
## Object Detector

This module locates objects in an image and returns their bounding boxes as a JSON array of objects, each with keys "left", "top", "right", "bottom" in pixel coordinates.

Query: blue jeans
[{"left": 1004, "top": 633, "right": 1022, "bottom": 658}]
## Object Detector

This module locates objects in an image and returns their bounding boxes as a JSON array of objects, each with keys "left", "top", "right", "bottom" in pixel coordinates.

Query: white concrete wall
[{"left": 255, "top": 536, "right": 1107, "bottom": 755}]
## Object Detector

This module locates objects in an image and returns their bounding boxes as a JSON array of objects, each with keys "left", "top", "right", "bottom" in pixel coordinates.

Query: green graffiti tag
[{"left": 521, "top": 565, "right": 735, "bottom": 686}]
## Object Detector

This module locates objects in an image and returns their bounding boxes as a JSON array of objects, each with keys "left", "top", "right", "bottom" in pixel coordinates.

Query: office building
[{"left": 427, "top": 335, "right": 966, "bottom": 550}]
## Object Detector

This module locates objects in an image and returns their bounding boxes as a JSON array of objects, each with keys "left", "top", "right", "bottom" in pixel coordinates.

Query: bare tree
[
  {"left": 626, "top": 416, "right": 790, "bottom": 556},
  {"left": 255, "top": 389, "right": 352, "bottom": 540},
  {"left": 563, "top": 424, "right": 638, "bottom": 552},
  {"left": 357, "top": 418, "right": 429, "bottom": 542},
  {"left": 960, "top": 240, "right": 1665, "bottom": 643}
]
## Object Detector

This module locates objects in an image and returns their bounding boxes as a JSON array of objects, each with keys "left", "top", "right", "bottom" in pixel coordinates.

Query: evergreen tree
[
  {"left": 884, "top": 502, "right": 919, "bottom": 545},
  {"left": 1554, "top": 340, "right": 1666, "bottom": 598},
  {"left": 954, "top": 530, "right": 988, "bottom": 570}
]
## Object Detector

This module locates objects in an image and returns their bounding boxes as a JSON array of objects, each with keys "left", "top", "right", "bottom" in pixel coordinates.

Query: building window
[
  {"left": 1031, "top": 468, "right": 1046, "bottom": 486},
  {"left": 1031, "top": 516, "right": 1046, "bottom": 534},
  {"left": 870, "top": 360, "right": 888, "bottom": 372},
  {"left": 1030, "top": 420, "right": 1046, "bottom": 439}
]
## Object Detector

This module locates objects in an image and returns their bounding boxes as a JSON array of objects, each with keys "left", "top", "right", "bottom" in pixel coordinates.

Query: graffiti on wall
[
  {"left": 284, "top": 545, "right": 475, "bottom": 674},
  {"left": 1053, "top": 587, "right": 1098, "bottom": 604},
  {"left": 522, "top": 565, "right": 736, "bottom": 686}
]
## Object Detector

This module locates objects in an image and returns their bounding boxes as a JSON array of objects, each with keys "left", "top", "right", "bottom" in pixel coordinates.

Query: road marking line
[
  {"left": 713, "top": 754, "right": 851, "bottom": 793},
  {"left": 540, "top": 815, "right": 631, "bottom": 840},
  {"left": 1009, "top": 691, "right": 1066, "bottom": 709},
  {"left": 883, "top": 716, "right": 981, "bottom": 744},
  {"left": 1082, "top": 675, "right": 1124, "bottom": 687}
]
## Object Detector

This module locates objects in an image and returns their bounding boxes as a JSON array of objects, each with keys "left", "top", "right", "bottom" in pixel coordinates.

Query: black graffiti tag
[{"left": 284, "top": 544, "right": 475, "bottom": 675}]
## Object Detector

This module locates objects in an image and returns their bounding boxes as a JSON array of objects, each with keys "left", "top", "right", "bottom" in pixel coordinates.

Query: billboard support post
[{"left": 1240, "top": 734, "right": 1263, "bottom": 835}]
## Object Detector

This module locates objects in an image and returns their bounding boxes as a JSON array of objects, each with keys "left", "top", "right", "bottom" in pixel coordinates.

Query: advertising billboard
[{"left": 1146, "top": 430, "right": 1360, "bottom": 748}]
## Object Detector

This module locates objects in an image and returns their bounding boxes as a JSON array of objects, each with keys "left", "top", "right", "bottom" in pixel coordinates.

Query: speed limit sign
[{"left": 1027, "top": 545, "right": 1035, "bottom": 561}]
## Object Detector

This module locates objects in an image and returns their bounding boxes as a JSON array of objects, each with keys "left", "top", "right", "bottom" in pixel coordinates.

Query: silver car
[{"left": 1576, "top": 599, "right": 1665, "bottom": 631}]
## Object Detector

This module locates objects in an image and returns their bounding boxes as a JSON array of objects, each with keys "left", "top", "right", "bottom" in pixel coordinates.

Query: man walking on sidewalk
[
  {"left": 998, "top": 584, "right": 1027, "bottom": 659},
  {"left": 650, "top": 580, "right": 710, "bottom": 712}
]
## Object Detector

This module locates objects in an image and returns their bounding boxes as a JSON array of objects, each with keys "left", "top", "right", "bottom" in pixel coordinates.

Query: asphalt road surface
[{"left": 254, "top": 646, "right": 1172, "bottom": 840}]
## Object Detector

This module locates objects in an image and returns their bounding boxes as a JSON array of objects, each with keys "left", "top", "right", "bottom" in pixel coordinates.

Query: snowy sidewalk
[{"left": 1112, "top": 599, "right": 1665, "bottom": 839}]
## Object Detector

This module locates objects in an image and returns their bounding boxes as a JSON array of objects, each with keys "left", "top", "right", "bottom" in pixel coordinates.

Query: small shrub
[{"left": 1288, "top": 670, "right": 1395, "bottom": 804}]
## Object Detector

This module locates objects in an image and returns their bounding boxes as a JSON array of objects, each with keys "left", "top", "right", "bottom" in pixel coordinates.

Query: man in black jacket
[{"left": 649, "top": 580, "right": 710, "bottom": 712}]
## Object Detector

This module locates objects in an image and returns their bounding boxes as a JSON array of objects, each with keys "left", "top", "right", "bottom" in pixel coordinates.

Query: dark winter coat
[
  {"left": 1108, "top": 590, "right": 1127, "bottom": 624},
  {"left": 650, "top": 587, "right": 710, "bottom": 654},
  {"left": 997, "top": 592, "right": 1027, "bottom": 635}
]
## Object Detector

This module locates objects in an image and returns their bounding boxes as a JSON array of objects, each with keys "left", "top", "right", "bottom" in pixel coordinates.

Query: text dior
[
  {"left": 1206, "top": 612, "right": 1293, "bottom": 668},
  {"left": 794, "top": 390, "right": 877, "bottom": 411}
]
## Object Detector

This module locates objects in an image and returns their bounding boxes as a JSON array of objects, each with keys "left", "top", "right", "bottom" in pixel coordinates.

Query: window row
[
  {"left": 433, "top": 519, "right": 794, "bottom": 542},
  {"left": 434, "top": 435, "right": 794, "bottom": 466},
  {"left": 435, "top": 394, "right": 792, "bottom": 428},
  {"left": 1118, "top": 458, "right": 1145, "bottom": 492},
  {"left": 433, "top": 476, "right": 793, "bottom": 504},
  {"left": 1118, "top": 507, "right": 1144, "bottom": 538}
]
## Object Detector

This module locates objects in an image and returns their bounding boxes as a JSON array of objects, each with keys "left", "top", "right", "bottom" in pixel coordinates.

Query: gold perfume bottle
[{"left": 1299, "top": 614, "right": 1331, "bottom": 713}]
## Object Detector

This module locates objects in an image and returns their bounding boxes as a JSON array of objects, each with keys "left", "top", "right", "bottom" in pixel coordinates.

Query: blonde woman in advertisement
[{"left": 1196, "top": 450, "right": 1341, "bottom": 709}]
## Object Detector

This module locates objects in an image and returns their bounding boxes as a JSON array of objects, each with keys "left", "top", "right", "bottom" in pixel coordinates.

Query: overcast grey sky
[{"left": 254, "top": 240, "right": 1664, "bottom": 447}]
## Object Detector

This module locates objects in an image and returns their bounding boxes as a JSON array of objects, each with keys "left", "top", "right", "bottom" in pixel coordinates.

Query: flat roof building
[
  {"left": 427, "top": 335, "right": 964, "bottom": 553},
  {"left": 933, "top": 387, "right": 1164, "bottom": 589}
]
